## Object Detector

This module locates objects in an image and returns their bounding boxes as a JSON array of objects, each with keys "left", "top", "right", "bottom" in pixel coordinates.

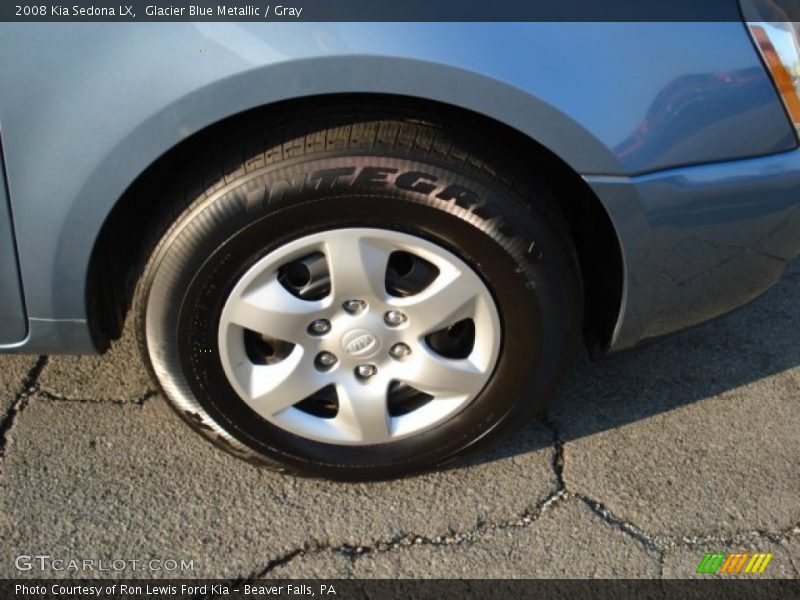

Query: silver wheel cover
[{"left": 217, "top": 228, "right": 502, "bottom": 445}]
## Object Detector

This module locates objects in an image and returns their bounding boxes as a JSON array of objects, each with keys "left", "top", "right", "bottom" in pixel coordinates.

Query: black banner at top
[{"left": 1, "top": 0, "right": 754, "bottom": 22}]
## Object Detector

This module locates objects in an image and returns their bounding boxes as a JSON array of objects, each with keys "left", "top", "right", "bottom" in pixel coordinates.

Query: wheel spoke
[
  {"left": 396, "top": 347, "right": 487, "bottom": 397},
  {"left": 324, "top": 235, "right": 392, "bottom": 301},
  {"left": 224, "top": 279, "right": 323, "bottom": 343},
  {"left": 333, "top": 381, "right": 392, "bottom": 443},
  {"left": 242, "top": 352, "right": 326, "bottom": 417},
  {"left": 398, "top": 269, "right": 481, "bottom": 334}
]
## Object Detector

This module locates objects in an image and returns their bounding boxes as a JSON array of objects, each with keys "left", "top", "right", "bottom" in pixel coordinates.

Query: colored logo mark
[{"left": 696, "top": 552, "right": 773, "bottom": 575}]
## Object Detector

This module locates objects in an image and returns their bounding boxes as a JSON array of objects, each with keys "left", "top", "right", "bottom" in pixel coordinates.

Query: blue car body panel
[
  {"left": 587, "top": 149, "right": 800, "bottom": 349},
  {"left": 0, "top": 22, "right": 797, "bottom": 353},
  {"left": 0, "top": 146, "right": 27, "bottom": 344}
]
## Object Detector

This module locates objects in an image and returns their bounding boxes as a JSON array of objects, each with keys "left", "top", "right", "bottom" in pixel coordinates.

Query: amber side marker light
[
  {"left": 750, "top": 23, "right": 800, "bottom": 127},
  {"left": 742, "top": 0, "right": 800, "bottom": 133}
]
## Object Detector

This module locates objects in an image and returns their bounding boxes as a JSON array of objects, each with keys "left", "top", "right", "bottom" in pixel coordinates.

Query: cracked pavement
[{"left": 0, "top": 259, "right": 798, "bottom": 580}]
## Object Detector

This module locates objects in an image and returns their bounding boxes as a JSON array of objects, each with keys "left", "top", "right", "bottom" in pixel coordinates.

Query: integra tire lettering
[{"left": 254, "top": 165, "right": 481, "bottom": 209}]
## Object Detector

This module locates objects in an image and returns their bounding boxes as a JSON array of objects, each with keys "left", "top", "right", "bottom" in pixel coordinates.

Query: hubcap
[{"left": 217, "top": 228, "right": 502, "bottom": 445}]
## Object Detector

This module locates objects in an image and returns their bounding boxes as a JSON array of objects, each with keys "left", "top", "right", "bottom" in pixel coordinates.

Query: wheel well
[{"left": 87, "top": 94, "right": 623, "bottom": 355}]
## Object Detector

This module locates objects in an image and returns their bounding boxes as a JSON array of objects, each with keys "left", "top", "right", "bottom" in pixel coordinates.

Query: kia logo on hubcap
[{"left": 342, "top": 329, "right": 379, "bottom": 358}]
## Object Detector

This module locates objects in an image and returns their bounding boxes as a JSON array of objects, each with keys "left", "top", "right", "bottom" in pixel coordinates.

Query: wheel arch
[{"left": 88, "top": 92, "right": 624, "bottom": 356}]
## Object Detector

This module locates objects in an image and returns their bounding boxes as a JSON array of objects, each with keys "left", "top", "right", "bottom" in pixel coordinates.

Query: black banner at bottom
[{"left": 3, "top": 579, "right": 799, "bottom": 600}]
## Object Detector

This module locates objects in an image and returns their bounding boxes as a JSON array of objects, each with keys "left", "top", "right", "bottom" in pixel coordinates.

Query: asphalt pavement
[{"left": 1, "top": 260, "right": 798, "bottom": 580}]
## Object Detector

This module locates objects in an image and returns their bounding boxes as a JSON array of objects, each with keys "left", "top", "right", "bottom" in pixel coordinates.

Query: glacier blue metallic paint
[
  {"left": 0, "top": 140, "right": 27, "bottom": 344},
  {"left": 587, "top": 148, "right": 800, "bottom": 349},
  {"left": 0, "top": 22, "right": 797, "bottom": 353}
]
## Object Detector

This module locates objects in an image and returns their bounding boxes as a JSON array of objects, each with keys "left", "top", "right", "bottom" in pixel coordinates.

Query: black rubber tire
[{"left": 134, "top": 108, "right": 582, "bottom": 480}]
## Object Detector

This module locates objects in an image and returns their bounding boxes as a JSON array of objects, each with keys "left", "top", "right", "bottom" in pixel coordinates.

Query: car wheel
[{"left": 134, "top": 113, "right": 581, "bottom": 480}]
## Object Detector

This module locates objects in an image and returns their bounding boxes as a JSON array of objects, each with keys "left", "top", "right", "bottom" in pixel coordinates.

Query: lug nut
[
  {"left": 343, "top": 299, "right": 367, "bottom": 314},
  {"left": 308, "top": 319, "right": 331, "bottom": 335},
  {"left": 355, "top": 364, "right": 377, "bottom": 379},
  {"left": 384, "top": 310, "right": 407, "bottom": 327},
  {"left": 389, "top": 343, "right": 412, "bottom": 360},
  {"left": 315, "top": 352, "right": 338, "bottom": 370}
]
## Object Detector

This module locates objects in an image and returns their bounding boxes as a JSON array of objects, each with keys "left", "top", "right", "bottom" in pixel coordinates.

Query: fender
[{"left": 0, "top": 22, "right": 790, "bottom": 352}]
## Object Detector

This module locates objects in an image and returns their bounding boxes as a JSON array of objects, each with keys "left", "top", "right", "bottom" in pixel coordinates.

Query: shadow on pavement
[{"left": 473, "top": 256, "right": 800, "bottom": 464}]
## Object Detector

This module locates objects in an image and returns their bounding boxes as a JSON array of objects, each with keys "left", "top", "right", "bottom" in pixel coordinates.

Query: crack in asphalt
[
  {"left": 195, "top": 417, "right": 576, "bottom": 591},
  {"left": 542, "top": 414, "right": 665, "bottom": 562},
  {"left": 36, "top": 388, "right": 158, "bottom": 406},
  {"left": 0, "top": 356, "right": 48, "bottom": 461},
  {"left": 208, "top": 425, "right": 574, "bottom": 587},
  {"left": 209, "top": 418, "right": 580, "bottom": 584},
  {"left": 674, "top": 522, "right": 800, "bottom": 548},
  {"left": 1, "top": 358, "right": 156, "bottom": 476},
  {"left": 538, "top": 417, "right": 800, "bottom": 557},
  {"left": 576, "top": 494, "right": 665, "bottom": 554},
  {"left": 228, "top": 415, "right": 798, "bottom": 583},
  {"left": 230, "top": 490, "right": 570, "bottom": 584},
  {"left": 571, "top": 495, "right": 800, "bottom": 566},
  {"left": 540, "top": 414, "right": 565, "bottom": 491}
]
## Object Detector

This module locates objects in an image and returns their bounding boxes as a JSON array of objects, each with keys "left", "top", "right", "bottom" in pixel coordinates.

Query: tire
[{"left": 134, "top": 109, "right": 582, "bottom": 480}]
